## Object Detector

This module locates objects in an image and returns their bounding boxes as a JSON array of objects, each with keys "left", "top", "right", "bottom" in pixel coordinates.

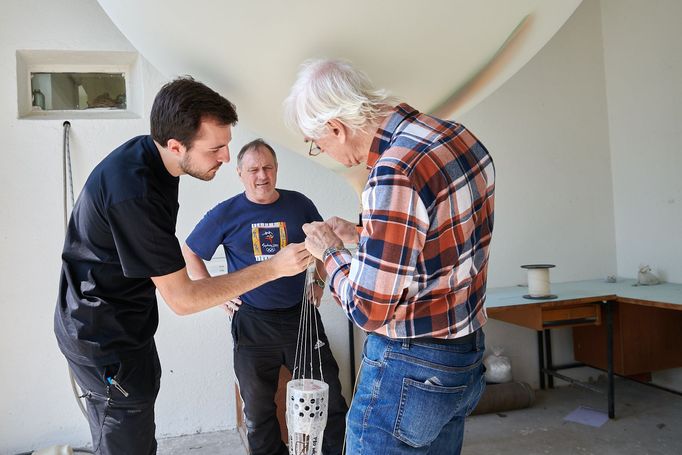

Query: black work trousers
[
  {"left": 66, "top": 343, "right": 161, "bottom": 455},
  {"left": 232, "top": 302, "right": 348, "bottom": 455}
]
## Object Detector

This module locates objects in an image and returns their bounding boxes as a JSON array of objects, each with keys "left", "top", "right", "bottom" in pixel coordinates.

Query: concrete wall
[
  {"left": 1, "top": 1, "right": 154, "bottom": 452},
  {"left": 461, "top": 0, "right": 616, "bottom": 387},
  {"left": 461, "top": 0, "right": 682, "bottom": 393},
  {"left": 0, "top": 1, "right": 357, "bottom": 453},
  {"left": 599, "top": 0, "right": 682, "bottom": 390}
]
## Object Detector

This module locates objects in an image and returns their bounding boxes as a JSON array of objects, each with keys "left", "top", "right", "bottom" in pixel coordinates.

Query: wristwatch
[
  {"left": 313, "top": 278, "right": 326, "bottom": 289},
  {"left": 322, "top": 246, "right": 348, "bottom": 262}
]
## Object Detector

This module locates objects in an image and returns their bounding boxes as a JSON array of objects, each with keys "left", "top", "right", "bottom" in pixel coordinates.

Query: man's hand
[
  {"left": 302, "top": 222, "right": 344, "bottom": 260},
  {"left": 221, "top": 297, "right": 242, "bottom": 319},
  {"left": 307, "top": 281, "right": 324, "bottom": 307},
  {"left": 270, "top": 242, "right": 312, "bottom": 277},
  {"left": 326, "top": 216, "right": 360, "bottom": 244}
]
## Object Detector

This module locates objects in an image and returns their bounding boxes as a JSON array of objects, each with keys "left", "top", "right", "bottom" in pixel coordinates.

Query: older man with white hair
[{"left": 285, "top": 59, "right": 496, "bottom": 455}]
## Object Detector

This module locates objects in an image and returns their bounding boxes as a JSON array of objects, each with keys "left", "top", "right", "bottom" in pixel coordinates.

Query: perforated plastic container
[{"left": 286, "top": 379, "right": 329, "bottom": 455}]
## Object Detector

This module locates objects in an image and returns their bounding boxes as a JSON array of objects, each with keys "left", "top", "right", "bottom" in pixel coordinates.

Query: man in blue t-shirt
[
  {"left": 55, "top": 79, "right": 311, "bottom": 455},
  {"left": 183, "top": 139, "right": 348, "bottom": 455}
]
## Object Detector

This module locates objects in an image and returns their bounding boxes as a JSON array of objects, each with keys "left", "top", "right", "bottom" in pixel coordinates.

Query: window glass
[{"left": 30, "top": 72, "right": 126, "bottom": 111}]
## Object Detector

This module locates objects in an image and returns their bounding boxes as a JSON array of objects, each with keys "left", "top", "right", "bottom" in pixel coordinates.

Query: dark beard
[{"left": 180, "top": 155, "right": 218, "bottom": 181}]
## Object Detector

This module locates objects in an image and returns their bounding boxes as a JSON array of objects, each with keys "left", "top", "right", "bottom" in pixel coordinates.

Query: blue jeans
[{"left": 346, "top": 330, "right": 486, "bottom": 455}]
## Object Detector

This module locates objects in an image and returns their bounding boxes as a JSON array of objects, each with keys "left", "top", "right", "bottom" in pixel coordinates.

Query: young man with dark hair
[{"left": 54, "top": 78, "right": 310, "bottom": 455}]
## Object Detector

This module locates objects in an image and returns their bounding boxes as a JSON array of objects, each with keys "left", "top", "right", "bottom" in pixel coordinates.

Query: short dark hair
[
  {"left": 150, "top": 76, "right": 238, "bottom": 149},
  {"left": 237, "top": 138, "right": 278, "bottom": 168}
]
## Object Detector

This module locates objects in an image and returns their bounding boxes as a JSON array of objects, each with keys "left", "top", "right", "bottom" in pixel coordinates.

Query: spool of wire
[{"left": 521, "top": 264, "right": 557, "bottom": 299}]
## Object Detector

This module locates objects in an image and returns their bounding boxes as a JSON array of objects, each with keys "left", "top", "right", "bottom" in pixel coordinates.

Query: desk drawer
[
  {"left": 542, "top": 304, "right": 600, "bottom": 326},
  {"left": 574, "top": 302, "right": 682, "bottom": 376}
]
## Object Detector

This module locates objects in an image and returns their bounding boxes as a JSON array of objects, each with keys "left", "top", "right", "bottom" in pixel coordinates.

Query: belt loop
[{"left": 401, "top": 338, "right": 411, "bottom": 349}]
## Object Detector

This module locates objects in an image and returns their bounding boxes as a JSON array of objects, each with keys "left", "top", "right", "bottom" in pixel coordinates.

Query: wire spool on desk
[{"left": 521, "top": 264, "right": 557, "bottom": 299}]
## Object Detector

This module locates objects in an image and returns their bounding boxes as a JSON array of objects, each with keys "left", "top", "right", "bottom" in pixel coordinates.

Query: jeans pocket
[{"left": 394, "top": 378, "right": 466, "bottom": 448}]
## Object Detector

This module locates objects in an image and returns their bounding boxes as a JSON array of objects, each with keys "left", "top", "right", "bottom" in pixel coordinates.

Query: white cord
[
  {"left": 293, "top": 260, "right": 325, "bottom": 381},
  {"left": 313, "top": 299, "right": 324, "bottom": 383}
]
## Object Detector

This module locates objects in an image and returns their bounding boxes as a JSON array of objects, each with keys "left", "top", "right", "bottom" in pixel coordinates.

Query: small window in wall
[
  {"left": 30, "top": 72, "right": 127, "bottom": 111},
  {"left": 17, "top": 50, "right": 142, "bottom": 119}
]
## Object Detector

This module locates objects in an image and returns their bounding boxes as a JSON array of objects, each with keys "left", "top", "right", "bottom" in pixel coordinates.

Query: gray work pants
[{"left": 66, "top": 344, "right": 161, "bottom": 455}]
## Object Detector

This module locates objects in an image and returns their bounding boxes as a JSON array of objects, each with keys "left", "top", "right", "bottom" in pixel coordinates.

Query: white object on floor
[
  {"left": 564, "top": 406, "right": 609, "bottom": 428},
  {"left": 483, "top": 346, "right": 513, "bottom": 383}
]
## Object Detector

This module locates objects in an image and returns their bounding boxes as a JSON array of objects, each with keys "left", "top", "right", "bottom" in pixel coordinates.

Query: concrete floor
[{"left": 158, "top": 376, "right": 682, "bottom": 455}]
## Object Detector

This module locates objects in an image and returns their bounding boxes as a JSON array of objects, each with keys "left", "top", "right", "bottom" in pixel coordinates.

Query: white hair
[{"left": 284, "top": 58, "right": 396, "bottom": 139}]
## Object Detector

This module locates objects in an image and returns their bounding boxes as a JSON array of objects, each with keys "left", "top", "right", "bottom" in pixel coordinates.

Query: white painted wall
[
  {"left": 0, "top": 1, "right": 357, "bottom": 453},
  {"left": 2, "top": 0, "right": 681, "bottom": 452},
  {"left": 0, "top": 1, "right": 153, "bottom": 452},
  {"left": 600, "top": 0, "right": 682, "bottom": 391},
  {"left": 460, "top": 0, "right": 616, "bottom": 387}
]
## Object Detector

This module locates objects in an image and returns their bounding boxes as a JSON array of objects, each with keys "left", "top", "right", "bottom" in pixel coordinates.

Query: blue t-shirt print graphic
[
  {"left": 185, "top": 189, "right": 322, "bottom": 310},
  {"left": 252, "top": 222, "right": 288, "bottom": 261}
]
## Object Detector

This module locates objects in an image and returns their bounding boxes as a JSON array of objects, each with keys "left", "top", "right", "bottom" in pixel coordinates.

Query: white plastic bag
[{"left": 483, "top": 346, "right": 513, "bottom": 383}]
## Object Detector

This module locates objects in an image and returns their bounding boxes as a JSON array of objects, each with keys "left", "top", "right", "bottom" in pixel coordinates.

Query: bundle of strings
[{"left": 286, "top": 262, "right": 329, "bottom": 455}]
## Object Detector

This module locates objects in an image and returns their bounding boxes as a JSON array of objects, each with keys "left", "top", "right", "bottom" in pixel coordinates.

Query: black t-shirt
[{"left": 54, "top": 135, "right": 186, "bottom": 366}]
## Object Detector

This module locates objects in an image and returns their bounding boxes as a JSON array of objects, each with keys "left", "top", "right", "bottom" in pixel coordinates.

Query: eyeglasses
[{"left": 307, "top": 140, "right": 322, "bottom": 157}]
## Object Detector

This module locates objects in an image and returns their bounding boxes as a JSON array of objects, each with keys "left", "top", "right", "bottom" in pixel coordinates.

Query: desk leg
[
  {"left": 606, "top": 300, "right": 615, "bottom": 419},
  {"left": 537, "top": 330, "right": 545, "bottom": 390},
  {"left": 544, "top": 329, "right": 554, "bottom": 389}
]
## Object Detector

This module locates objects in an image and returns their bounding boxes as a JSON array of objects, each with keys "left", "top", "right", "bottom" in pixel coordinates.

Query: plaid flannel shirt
[{"left": 325, "top": 104, "right": 495, "bottom": 339}]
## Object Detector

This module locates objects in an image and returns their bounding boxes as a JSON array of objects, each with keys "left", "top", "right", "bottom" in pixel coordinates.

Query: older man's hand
[
  {"left": 325, "top": 216, "right": 360, "bottom": 244},
  {"left": 302, "top": 222, "right": 344, "bottom": 260}
]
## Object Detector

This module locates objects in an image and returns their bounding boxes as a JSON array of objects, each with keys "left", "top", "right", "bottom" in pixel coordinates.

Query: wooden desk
[{"left": 486, "top": 279, "right": 682, "bottom": 418}]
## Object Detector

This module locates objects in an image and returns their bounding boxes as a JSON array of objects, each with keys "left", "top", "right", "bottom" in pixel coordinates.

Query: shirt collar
[
  {"left": 145, "top": 135, "right": 179, "bottom": 184},
  {"left": 367, "top": 103, "right": 420, "bottom": 169}
]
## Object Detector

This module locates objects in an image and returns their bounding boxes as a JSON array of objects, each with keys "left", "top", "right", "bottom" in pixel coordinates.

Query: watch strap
[{"left": 322, "top": 246, "right": 348, "bottom": 262}]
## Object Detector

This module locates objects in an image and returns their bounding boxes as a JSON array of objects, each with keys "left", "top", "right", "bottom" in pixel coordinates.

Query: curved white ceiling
[{"left": 98, "top": 0, "right": 581, "bottom": 184}]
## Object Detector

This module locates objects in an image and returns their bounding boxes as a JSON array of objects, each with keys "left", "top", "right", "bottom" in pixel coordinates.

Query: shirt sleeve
[
  {"left": 185, "top": 207, "right": 225, "bottom": 260},
  {"left": 325, "top": 163, "right": 429, "bottom": 331},
  {"left": 108, "top": 197, "right": 185, "bottom": 278}
]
